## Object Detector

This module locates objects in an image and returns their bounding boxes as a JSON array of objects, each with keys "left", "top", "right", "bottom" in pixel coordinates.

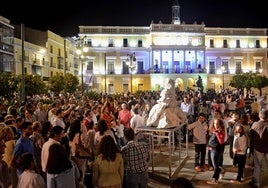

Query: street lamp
[
  {"left": 221, "top": 66, "right": 225, "bottom": 90},
  {"left": 76, "top": 39, "right": 89, "bottom": 96},
  {"left": 126, "top": 53, "right": 136, "bottom": 93}
]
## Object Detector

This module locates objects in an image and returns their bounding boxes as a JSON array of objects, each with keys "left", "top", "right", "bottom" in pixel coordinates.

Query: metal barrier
[{"left": 136, "top": 125, "right": 189, "bottom": 181}]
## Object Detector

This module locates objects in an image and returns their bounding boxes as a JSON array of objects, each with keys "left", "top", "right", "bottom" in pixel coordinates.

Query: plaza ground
[{"left": 147, "top": 141, "right": 268, "bottom": 188}]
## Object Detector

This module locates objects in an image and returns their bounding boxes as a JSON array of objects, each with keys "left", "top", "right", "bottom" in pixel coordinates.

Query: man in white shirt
[
  {"left": 41, "top": 125, "right": 64, "bottom": 173},
  {"left": 180, "top": 96, "right": 194, "bottom": 142},
  {"left": 51, "top": 108, "right": 66, "bottom": 130},
  {"left": 130, "top": 107, "right": 145, "bottom": 133}
]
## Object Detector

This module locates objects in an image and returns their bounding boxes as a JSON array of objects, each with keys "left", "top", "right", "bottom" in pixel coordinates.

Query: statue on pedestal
[{"left": 146, "top": 78, "right": 187, "bottom": 128}]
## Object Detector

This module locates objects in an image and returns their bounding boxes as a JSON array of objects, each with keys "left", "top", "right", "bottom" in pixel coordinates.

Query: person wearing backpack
[{"left": 249, "top": 110, "right": 268, "bottom": 188}]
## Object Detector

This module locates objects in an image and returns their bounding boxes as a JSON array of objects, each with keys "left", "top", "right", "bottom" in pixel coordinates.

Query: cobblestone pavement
[{"left": 148, "top": 142, "right": 268, "bottom": 188}]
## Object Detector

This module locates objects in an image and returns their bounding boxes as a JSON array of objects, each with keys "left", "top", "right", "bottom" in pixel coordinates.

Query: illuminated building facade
[
  {"left": 77, "top": 2, "right": 267, "bottom": 94},
  {"left": 1, "top": 1, "right": 267, "bottom": 95},
  {"left": 0, "top": 16, "right": 14, "bottom": 73}
]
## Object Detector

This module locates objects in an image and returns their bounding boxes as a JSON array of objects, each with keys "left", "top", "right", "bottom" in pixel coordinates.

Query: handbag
[{"left": 75, "top": 133, "right": 92, "bottom": 159}]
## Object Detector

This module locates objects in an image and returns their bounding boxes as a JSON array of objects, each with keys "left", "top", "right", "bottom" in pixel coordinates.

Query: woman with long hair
[
  {"left": 94, "top": 119, "right": 116, "bottom": 156},
  {"left": 93, "top": 135, "right": 124, "bottom": 188},
  {"left": 207, "top": 119, "right": 226, "bottom": 185},
  {"left": 1, "top": 126, "right": 16, "bottom": 188},
  {"left": 68, "top": 118, "right": 88, "bottom": 188}
]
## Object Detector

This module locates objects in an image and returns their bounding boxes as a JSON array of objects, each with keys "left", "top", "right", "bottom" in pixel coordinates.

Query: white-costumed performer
[{"left": 146, "top": 78, "right": 187, "bottom": 128}]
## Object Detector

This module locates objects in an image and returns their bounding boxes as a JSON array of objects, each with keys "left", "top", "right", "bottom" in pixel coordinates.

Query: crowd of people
[
  {"left": 0, "top": 88, "right": 267, "bottom": 188},
  {"left": 185, "top": 91, "right": 268, "bottom": 187}
]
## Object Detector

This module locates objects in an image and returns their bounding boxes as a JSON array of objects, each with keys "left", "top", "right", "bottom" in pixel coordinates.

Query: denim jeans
[
  {"left": 210, "top": 148, "right": 224, "bottom": 180},
  {"left": 208, "top": 145, "right": 225, "bottom": 167},
  {"left": 251, "top": 149, "right": 268, "bottom": 187}
]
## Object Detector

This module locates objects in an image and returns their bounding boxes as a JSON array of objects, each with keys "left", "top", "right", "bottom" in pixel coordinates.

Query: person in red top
[
  {"left": 83, "top": 110, "right": 94, "bottom": 131},
  {"left": 118, "top": 102, "right": 132, "bottom": 128},
  {"left": 207, "top": 119, "right": 226, "bottom": 185},
  {"left": 236, "top": 94, "right": 246, "bottom": 115},
  {"left": 100, "top": 104, "right": 114, "bottom": 129}
]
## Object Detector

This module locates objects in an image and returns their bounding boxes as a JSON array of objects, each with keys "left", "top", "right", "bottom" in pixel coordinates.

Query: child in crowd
[
  {"left": 231, "top": 125, "right": 247, "bottom": 183},
  {"left": 207, "top": 119, "right": 225, "bottom": 185},
  {"left": 115, "top": 120, "right": 125, "bottom": 148},
  {"left": 187, "top": 113, "right": 208, "bottom": 172}
]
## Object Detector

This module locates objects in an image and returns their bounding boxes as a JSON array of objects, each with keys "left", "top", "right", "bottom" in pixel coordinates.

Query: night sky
[{"left": 1, "top": 0, "right": 267, "bottom": 37}]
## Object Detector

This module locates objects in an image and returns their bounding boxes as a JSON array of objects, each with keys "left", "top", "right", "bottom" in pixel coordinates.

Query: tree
[
  {"left": 243, "top": 72, "right": 255, "bottom": 94},
  {"left": 65, "top": 73, "right": 79, "bottom": 93},
  {"left": 253, "top": 75, "right": 268, "bottom": 96},
  {"left": 0, "top": 72, "right": 18, "bottom": 99},
  {"left": 48, "top": 73, "right": 65, "bottom": 94},
  {"left": 17, "top": 74, "right": 47, "bottom": 96},
  {"left": 229, "top": 73, "right": 255, "bottom": 94},
  {"left": 48, "top": 73, "right": 79, "bottom": 95}
]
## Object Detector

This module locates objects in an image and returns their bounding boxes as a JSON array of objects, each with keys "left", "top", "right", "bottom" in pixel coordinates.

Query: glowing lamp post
[
  {"left": 221, "top": 66, "right": 225, "bottom": 90},
  {"left": 126, "top": 53, "right": 136, "bottom": 93},
  {"left": 76, "top": 44, "right": 89, "bottom": 96}
]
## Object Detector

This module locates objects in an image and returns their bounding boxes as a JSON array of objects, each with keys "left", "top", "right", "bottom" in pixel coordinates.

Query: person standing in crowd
[
  {"left": 41, "top": 125, "right": 64, "bottom": 173},
  {"left": 198, "top": 101, "right": 210, "bottom": 121},
  {"left": 130, "top": 107, "right": 145, "bottom": 134},
  {"left": 115, "top": 119, "right": 125, "bottom": 148},
  {"left": 121, "top": 128, "right": 150, "bottom": 188},
  {"left": 227, "top": 111, "right": 241, "bottom": 166},
  {"left": 94, "top": 119, "right": 117, "bottom": 156},
  {"left": 251, "top": 98, "right": 261, "bottom": 114},
  {"left": 17, "top": 152, "right": 46, "bottom": 188},
  {"left": 68, "top": 119, "right": 87, "bottom": 188},
  {"left": 142, "top": 103, "right": 151, "bottom": 124},
  {"left": 30, "top": 121, "right": 45, "bottom": 177},
  {"left": 91, "top": 105, "right": 99, "bottom": 125},
  {"left": 13, "top": 121, "right": 34, "bottom": 176},
  {"left": 0, "top": 139, "right": 11, "bottom": 188},
  {"left": 93, "top": 135, "right": 124, "bottom": 188},
  {"left": 51, "top": 108, "right": 66, "bottom": 130},
  {"left": 34, "top": 102, "right": 48, "bottom": 124},
  {"left": 24, "top": 109, "right": 36, "bottom": 123},
  {"left": 181, "top": 96, "right": 194, "bottom": 123},
  {"left": 100, "top": 104, "right": 115, "bottom": 130},
  {"left": 46, "top": 143, "right": 80, "bottom": 188},
  {"left": 207, "top": 119, "right": 225, "bottom": 185},
  {"left": 180, "top": 96, "right": 194, "bottom": 142},
  {"left": 110, "top": 120, "right": 119, "bottom": 146},
  {"left": 249, "top": 110, "right": 268, "bottom": 188},
  {"left": 83, "top": 109, "right": 93, "bottom": 131},
  {"left": 41, "top": 121, "right": 52, "bottom": 142},
  {"left": 187, "top": 113, "right": 208, "bottom": 172},
  {"left": 207, "top": 110, "right": 227, "bottom": 171},
  {"left": 85, "top": 120, "right": 96, "bottom": 160},
  {"left": 260, "top": 95, "right": 268, "bottom": 111},
  {"left": 226, "top": 95, "right": 237, "bottom": 113},
  {"left": 236, "top": 94, "right": 246, "bottom": 115},
  {"left": 118, "top": 102, "right": 132, "bottom": 129},
  {"left": 231, "top": 125, "right": 247, "bottom": 183},
  {"left": 1, "top": 126, "right": 16, "bottom": 188}
]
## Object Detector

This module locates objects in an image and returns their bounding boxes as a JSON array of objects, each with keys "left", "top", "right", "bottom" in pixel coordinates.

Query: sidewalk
[{"left": 148, "top": 142, "right": 268, "bottom": 188}]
